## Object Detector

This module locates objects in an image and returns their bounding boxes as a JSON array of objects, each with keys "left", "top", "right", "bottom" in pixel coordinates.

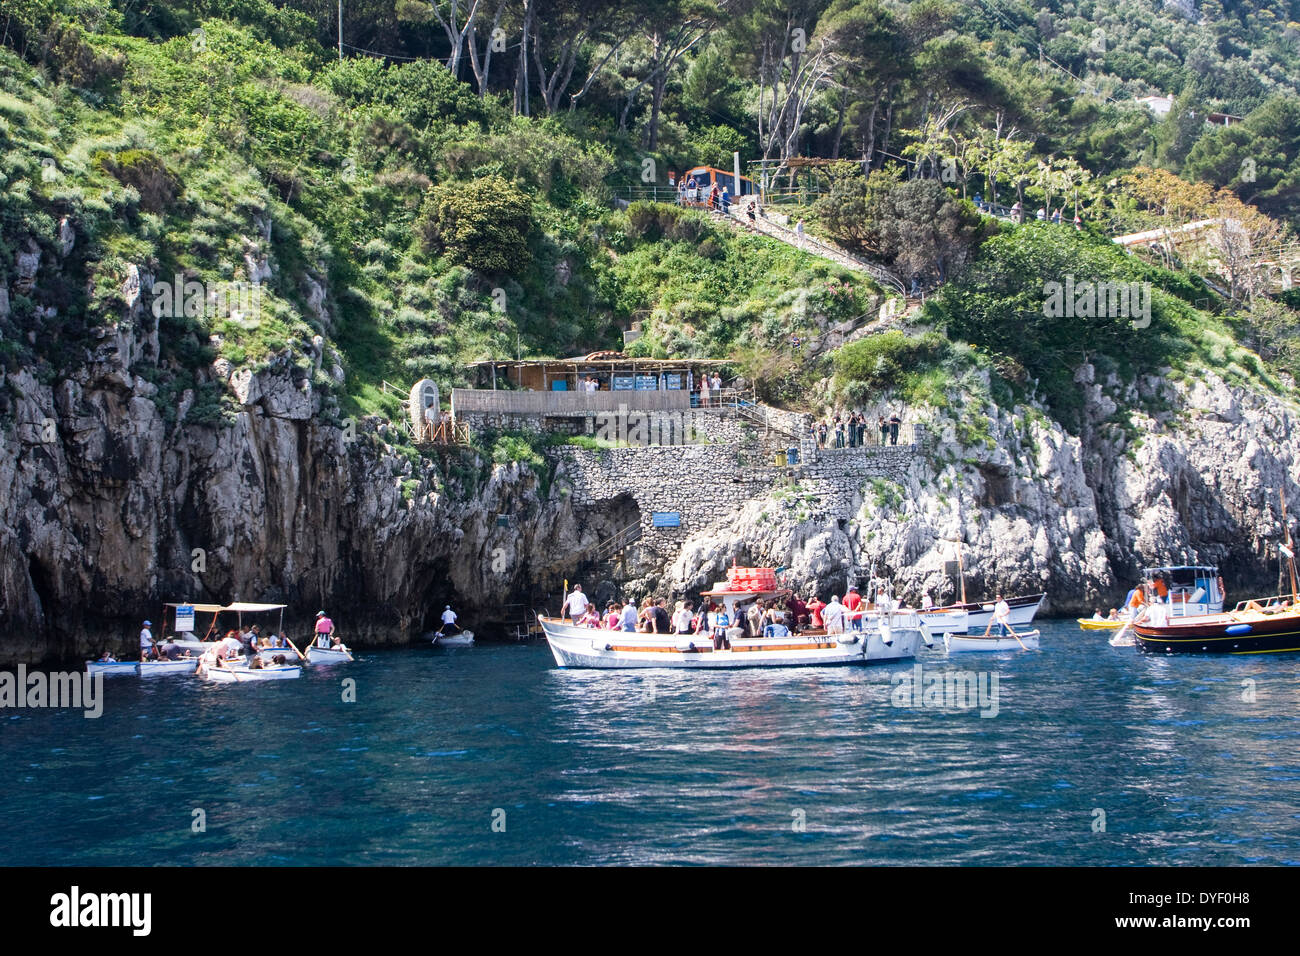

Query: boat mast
[
  {"left": 1282, "top": 489, "right": 1298, "bottom": 604},
  {"left": 957, "top": 538, "right": 967, "bottom": 604}
]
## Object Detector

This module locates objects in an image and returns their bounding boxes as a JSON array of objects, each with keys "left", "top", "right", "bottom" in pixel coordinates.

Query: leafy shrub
[
  {"left": 92, "top": 148, "right": 181, "bottom": 212},
  {"left": 834, "top": 330, "right": 948, "bottom": 393},
  {"left": 416, "top": 174, "right": 532, "bottom": 274}
]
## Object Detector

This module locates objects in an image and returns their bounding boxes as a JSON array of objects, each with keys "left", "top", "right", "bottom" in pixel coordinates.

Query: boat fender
[
  {"left": 1225, "top": 624, "right": 1252, "bottom": 636},
  {"left": 919, "top": 622, "right": 934, "bottom": 649},
  {"left": 880, "top": 621, "right": 893, "bottom": 647}
]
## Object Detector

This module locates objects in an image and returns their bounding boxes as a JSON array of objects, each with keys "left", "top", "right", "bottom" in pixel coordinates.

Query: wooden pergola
[{"left": 465, "top": 353, "right": 734, "bottom": 393}]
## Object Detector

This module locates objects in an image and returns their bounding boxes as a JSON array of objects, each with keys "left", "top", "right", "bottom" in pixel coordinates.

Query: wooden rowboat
[
  {"left": 85, "top": 661, "right": 140, "bottom": 676},
  {"left": 306, "top": 645, "right": 354, "bottom": 664},
  {"left": 1077, "top": 618, "right": 1124, "bottom": 631},
  {"left": 202, "top": 663, "right": 301, "bottom": 682},
  {"left": 944, "top": 629, "right": 1041, "bottom": 653}
]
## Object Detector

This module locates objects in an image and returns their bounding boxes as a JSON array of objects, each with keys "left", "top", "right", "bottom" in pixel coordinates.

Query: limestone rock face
[
  {"left": 1, "top": 328, "right": 1297, "bottom": 662},
  {"left": 0, "top": 349, "right": 584, "bottom": 661},
  {"left": 663, "top": 367, "right": 1298, "bottom": 616}
]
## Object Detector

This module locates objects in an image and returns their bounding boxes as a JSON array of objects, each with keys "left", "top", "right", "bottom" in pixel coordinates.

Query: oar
[
  {"left": 283, "top": 636, "right": 307, "bottom": 662},
  {"left": 1006, "top": 624, "right": 1028, "bottom": 650},
  {"left": 1110, "top": 605, "right": 1146, "bottom": 646}
]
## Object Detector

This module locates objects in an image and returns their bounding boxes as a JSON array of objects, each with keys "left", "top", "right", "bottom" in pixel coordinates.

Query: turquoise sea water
[{"left": 2, "top": 618, "right": 1298, "bottom": 866}]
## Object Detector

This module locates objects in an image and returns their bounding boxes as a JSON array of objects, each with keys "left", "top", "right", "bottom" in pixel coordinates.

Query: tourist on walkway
[
  {"left": 878, "top": 415, "right": 888, "bottom": 445},
  {"left": 834, "top": 417, "right": 845, "bottom": 448},
  {"left": 711, "top": 371, "right": 722, "bottom": 398},
  {"left": 699, "top": 374, "right": 710, "bottom": 408},
  {"left": 720, "top": 186, "right": 730, "bottom": 213},
  {"left": 424, "top": 401, "right": 437, "bottom": 440},
  {"left": 889, "top": 413, "right": 901, "bottom": 445}
]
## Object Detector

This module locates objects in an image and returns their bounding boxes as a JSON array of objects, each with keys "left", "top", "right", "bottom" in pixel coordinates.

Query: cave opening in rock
[
  {"left": 977, "top": 464, "right": 1015, "bottom": 508},
  {"left": 27, "top": 555, "right": 56, "bottom": 631},
  {"left": 573, "top": 492, "right": 643, "bottom": 608}
]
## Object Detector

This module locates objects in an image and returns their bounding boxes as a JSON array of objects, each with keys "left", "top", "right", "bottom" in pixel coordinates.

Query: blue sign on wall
[{"left": 652, "top": 512, "right": 681, "bottom": 528}]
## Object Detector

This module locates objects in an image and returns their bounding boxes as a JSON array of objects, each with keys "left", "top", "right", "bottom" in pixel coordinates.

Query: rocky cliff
[
  {"left": 0, "top": 313, "right": 591, "bottom": 662},
  {"left": 664, "top": 366, "right": 1300, "bottom": 614},
  {"left": 3, "top": 312, "right": 1297, "bottom": 662}
]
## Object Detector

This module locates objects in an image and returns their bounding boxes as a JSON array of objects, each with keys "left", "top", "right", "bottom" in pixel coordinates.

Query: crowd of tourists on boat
[{"left": 561, "top": 582, "right": 910, "bottom": 642}]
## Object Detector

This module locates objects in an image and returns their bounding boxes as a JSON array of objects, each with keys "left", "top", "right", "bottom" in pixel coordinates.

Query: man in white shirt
[
  {"left": 823, "top": 595, "right": 847, "bottom": 634},
  {"left": 620, "top": 600, "right": 638, "bottom": 631},
  {"left": 139, "top": 620, "right": 154, "bottom": 661},
  {"left": 673, "top": 602, "right": 694, "bottom": 634},
  {"left": 564, "top": 585, "right": 590, "bottom": 622},
  {"left": 438, "top": 605, "right": 459, "bottom": 636},
  {"left": 424, "top": 402, "right": 437, "bottom": 439},
  {"left": 985, "top": 595, "right": 1012, "bottom": 636}
]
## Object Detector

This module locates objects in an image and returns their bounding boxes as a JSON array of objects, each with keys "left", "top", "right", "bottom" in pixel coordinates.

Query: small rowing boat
[
  {"left": 432, "top": 631, "right": 474, "bottom": 647},
  {"left": 944, "top": 629, "right": 1041, "bottom": 653},
  {"left": 306, "top": 644, "right": 354, "bottom": 664},
  {"left": 1077, "top": 617, "right": 1123, "bottom": 631},
  {"left": 137, "top": 658, "right": 199, "bottom": 677},
  {"left": 202, "top": 663, "right": 300, "bottom": 682},
  {"left": 85, "top": 660, "right": 139, "bottom": 676}
]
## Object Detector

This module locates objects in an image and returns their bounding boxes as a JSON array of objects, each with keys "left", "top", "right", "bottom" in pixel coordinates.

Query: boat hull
[
  {"left": 1077, "top": 618, "right": 1124, "bottom": 631},
  {"left": 541, "top": 617, "right": 922, "bottom": 669},
  {"left": 433, "top": 631, "right": 475, "bottom": 647},
  {"left": 85, "top": 661, "right": 140, "bottom": 676},
  {"left": 138, "top": 658, "right": 200, "bottom": 677},
  {"left": 306, "top": 646, "right": 354, "bottom": 664},
  {"left": 203, "top": 664, "right": 300, "bottom": 682},
  {"left": 917, "top": 609, "right": 970, "bottom": 634},
  {"left": 945, "top": 629, "right": 1041, "bottom": 653},
  {"left": 933, "top": 593, "right": 1044, "bottom": 632},
  {"left": 1134, "top": 611, "right": 1300, "bottom": 655}
]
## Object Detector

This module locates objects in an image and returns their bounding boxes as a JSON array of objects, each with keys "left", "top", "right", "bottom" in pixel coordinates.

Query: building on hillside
[{"left": 453, "top": 352, "right": 738, "bottom": 435}]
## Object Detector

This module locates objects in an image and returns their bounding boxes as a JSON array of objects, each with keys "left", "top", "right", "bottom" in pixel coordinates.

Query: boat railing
[{"left": 1231, "top": 595, "right": 1294, "bottom": 613}]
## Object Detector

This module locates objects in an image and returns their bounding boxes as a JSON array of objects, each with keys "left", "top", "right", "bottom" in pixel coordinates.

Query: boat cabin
[{"left": 1140, "top": 565, "right": 1224, "bottom": 617}]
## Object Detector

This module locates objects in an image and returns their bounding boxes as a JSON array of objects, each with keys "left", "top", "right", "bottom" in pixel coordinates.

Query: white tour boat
[
  {"left": 158, "top": 601, "right": 290, "bottom": 654},
  {"left": 917, "top": 607, "right": 970, "bottom": 635},
  {"left": 542, "top": 582, "right": 925, "bottom": 669}
]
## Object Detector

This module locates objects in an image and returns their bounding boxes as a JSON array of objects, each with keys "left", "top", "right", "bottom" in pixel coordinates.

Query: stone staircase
[{"left": 711, "top": 200, "right": 906, "bottom": 295}]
